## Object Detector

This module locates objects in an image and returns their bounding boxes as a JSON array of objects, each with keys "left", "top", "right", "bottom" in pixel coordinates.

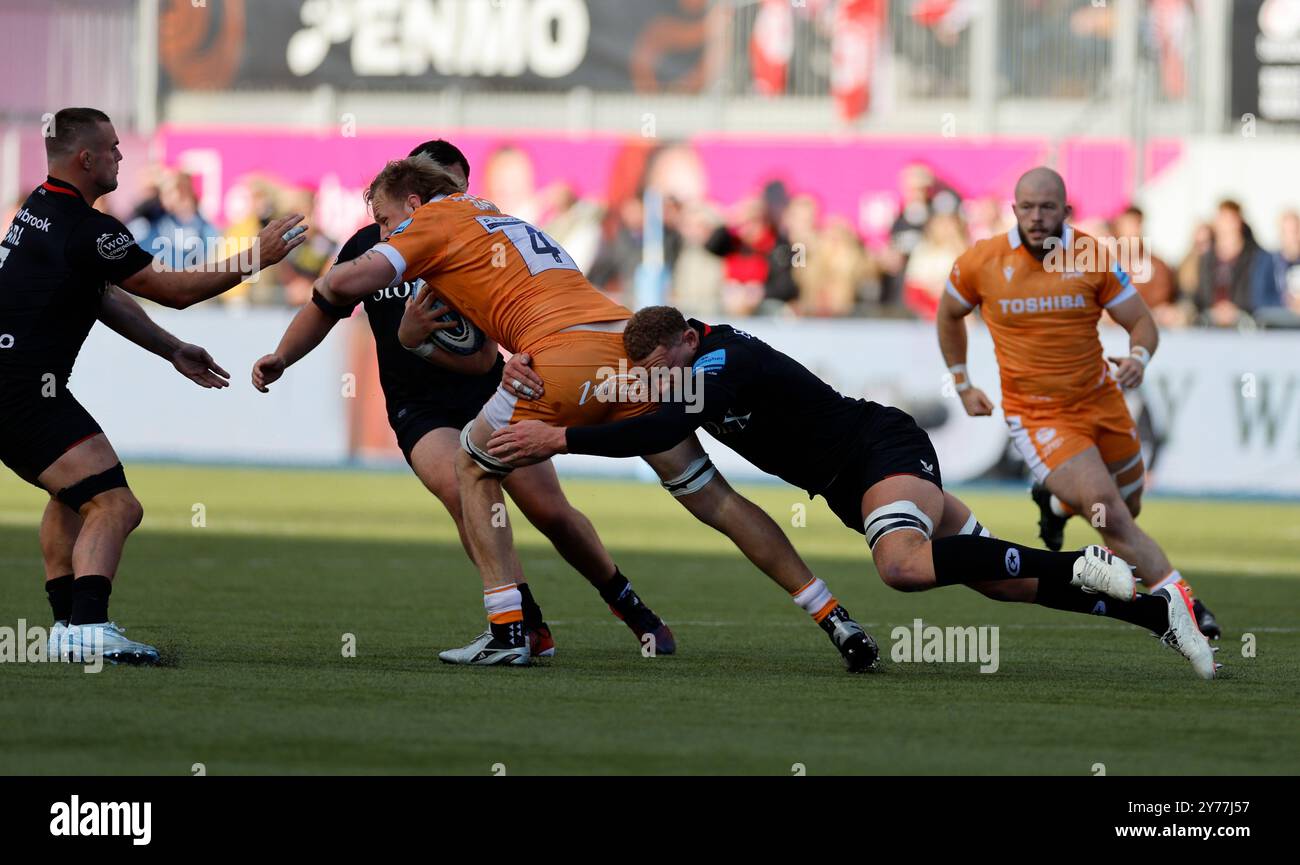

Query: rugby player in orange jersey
[
  {"left": 307, "top": 155, "right": 878, "bottom": 671},
  {"left": 936, "top": 166, "right": 1221, "bottom": 641}
]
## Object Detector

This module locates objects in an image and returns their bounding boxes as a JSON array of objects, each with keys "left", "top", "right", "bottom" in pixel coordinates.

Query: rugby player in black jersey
[
  {"left": 251, "top": 140, "right": 674, "bottom": 657},
  {"left": 487, "top": 306, "right": 1219, "bottom": 680},
  {"left": 0, "top": 108, "right": 306, "bottom": 664}
]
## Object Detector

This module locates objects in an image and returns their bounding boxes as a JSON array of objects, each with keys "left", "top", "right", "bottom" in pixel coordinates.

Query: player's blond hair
[
  {"left": 624, "top": 306, "right": 689, "bottom": 362},
  {"left": 365, "top": 154, "right": 465, "bottom": 210}
]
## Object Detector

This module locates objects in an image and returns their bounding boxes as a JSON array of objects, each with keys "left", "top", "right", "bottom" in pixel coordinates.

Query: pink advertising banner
[{"left": 154, "top": 126, "right": 1183, "bottom": 246}]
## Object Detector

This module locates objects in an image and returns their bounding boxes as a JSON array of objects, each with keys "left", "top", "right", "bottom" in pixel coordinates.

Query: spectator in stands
[
  {"left": 1253, "top": 209, "right": 1300, "bottom": 324},
  {"left": 1194, "top": 200, "right": 1261, "bottom": 327},
  {"left": 902, "top": 212, "right": 968, "bottom": 319},
  {"left": 882, "top": 163, "right": 960, "bottom": 306},
  {"left": 704, "top": 180, "right": 798, "bottom": 316},
  {"left": 1111, "top": 205, "right": 1185, "bottom": 328},
  {"left": 136, "top": 170, "right": 219, "bottom": 273},
  {"left": 280, "top": 187, "right": 334, "bottom": 307},
  {"left": 964, "top": 195, "right": 1014, "bottom": 243},
  {"left": 671, "top": 200, "right": 726, "bottom": 317},
  {"left": 539, "top": 182, "right": 603, "bottom": 275},
  {"left": 798, "top": 216, "right": 882, "bottom": 317}
]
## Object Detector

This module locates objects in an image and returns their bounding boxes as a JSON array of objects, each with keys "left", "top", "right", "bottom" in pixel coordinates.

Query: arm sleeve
[
  {"left": 71, "top": 211, "right": 155, "bottom": 285},
  {"left": 565, "top": 399, "right": 703, "bottom": 458},
  {"left": 945, "top": 249, "right": 980, "bottom": 309},
  {"left": 1099, "top": 256, "right": 1139, "bottom": 309}
]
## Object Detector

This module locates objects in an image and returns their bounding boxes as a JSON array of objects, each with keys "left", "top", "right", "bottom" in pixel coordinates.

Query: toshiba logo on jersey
[{"left": 997, "top": 294, "right": 1087, "bottom": 315}]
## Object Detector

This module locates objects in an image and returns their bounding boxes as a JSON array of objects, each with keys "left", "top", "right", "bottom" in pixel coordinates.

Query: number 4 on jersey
[{"left": 476, "top": 215, "right": 579, "bottom": 276}]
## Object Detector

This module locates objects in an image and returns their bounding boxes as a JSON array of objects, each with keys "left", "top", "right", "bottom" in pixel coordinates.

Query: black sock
[
  {"left": 931, "top": 535, "right": 1080, "bottom": 587},
  {"left": 45, "top": 574, "right": 74, "bottom": 623},
  {"left": 597, "top": 568, "right": 631, "bottom": 606},
  {"left": 69, "top": 575, "right": 112, "bottom": 626},
  {"left": 489, "top": 619, "right": 526, "bottom": 647},
  {"left": 1036, "top": 579, "right": 1169, "bottom": 635},
  {"left": 517, "top": 582, "right": 544, "bottom": 629}
]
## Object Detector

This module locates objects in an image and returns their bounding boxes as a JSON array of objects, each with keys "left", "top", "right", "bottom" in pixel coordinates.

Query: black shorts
[
  {"left": 389, "top": 396, "right": 485, "bottom": 465},
  {"left": 819, "top": 403, "right": 943, "bottom": 534},
  {"left": 0, "top": 379, "right": 103, "bottom": 486}
]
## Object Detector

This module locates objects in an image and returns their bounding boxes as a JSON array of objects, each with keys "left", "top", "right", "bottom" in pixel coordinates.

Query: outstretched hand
[{"left": 172, "top": 343, "right": 230, "bottom": 389}]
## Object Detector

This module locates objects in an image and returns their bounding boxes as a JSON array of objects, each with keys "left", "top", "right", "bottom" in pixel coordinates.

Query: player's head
[
  {"left": 624, "top": 306, "right": 699, "bottom": 376},
  {"left": 45, "top": 107, "right": 120, "bottom": 195},
  {"left": 409, "top": 139, "right": 470, "bottom": 190},
  {"left": 365, "top": 154, "right": 463, "bottom": 240},
  {"left": 1012, "top": 166, "right": 1070, "bottom": 251}
]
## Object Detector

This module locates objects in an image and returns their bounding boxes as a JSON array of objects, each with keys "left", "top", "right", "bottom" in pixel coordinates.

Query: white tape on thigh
[
  {"left": 864, "top": 500, "right": 934, "bottom": 550},
  {"left": 959, "top": 511, "right": 992, "bottom": 538},
  {"left": 661, "top": 455, "right": 717, "bottom": 498},
  {"left": 460, "top": 421, "right": 513, "bottom": 476}
]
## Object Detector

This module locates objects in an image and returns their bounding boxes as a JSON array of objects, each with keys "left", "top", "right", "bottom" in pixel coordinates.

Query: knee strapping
[
  {"left": 864, "top": 500, "right": 934, "bottom": 550},
  {"left": 460, "top": 422, "right": 513, "bottom": 476},
  {"left": 56, "top": 464, "right": 128, "bottom": 512},
  {"left": 660, "top": 455, "right": 717, "bottom": 498},
  {"left": 959, "top": 511, "right": 993, "bottom": 538}
]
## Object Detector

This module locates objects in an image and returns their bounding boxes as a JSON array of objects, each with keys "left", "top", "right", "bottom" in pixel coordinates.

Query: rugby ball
[
  {"left": 413, "top": 280, "right": 485, "bottom": 356},
  {"left": 430, "top": 307, "right": 485, "bottom": 356}
]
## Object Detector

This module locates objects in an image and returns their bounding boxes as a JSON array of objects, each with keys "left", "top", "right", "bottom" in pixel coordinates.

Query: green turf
[{"left": 1, "top": 464, "right": 1296, "bottom": 775}]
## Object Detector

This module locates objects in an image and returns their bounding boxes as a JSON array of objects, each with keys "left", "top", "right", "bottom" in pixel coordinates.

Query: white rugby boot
[
  {"left": 438, "top": 631, "right": 531, "bottom": 666},
  {"left": 47, "top": 621, "right": 71, "bottom": 662},
  {"left": 64, "top": 621, "right": 160, "bottom": 666},
  {"left": 1155, "top": 583, "right": 1218, "bottom": 680},
  {"left": 1070, "top": 545, "right": 1136, "bottom": 601}
]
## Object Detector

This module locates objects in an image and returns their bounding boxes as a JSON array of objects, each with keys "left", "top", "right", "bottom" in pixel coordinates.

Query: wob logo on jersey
[
  {"left": 1034, "top": 427, "right": 1058, "bottom": 445},
  {"left": 96, "top": 232, "right": 134, "bottom": 261},
  {"left": 1004, "top": 547, "right": 1021, "bottom": 576}
]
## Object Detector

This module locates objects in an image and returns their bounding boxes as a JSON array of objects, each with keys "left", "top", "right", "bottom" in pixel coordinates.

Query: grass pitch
[{"left": 1, "top": 464, "right": 1296, "bottom": 775}]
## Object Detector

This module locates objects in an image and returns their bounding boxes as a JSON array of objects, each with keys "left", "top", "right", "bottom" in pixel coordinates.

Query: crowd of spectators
[{"left": 6, "top": 152, "right": 1295, "bottom": 331}]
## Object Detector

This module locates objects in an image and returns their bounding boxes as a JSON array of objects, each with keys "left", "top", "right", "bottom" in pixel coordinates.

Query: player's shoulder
[
  {"left": 336, "top": 223, "right": 382, "bottom": 264},
  {"left": 692, "top": 320, "right": 761, "bottom": 371},
  {"left": 963, "top": 230, "right": 1014, "bottom": 265}
]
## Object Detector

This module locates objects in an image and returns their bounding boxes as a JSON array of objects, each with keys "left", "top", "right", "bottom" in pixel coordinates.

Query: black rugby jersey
[
  {"left": 566, "top": 320, "right": 873, "bottom": 495},
  {"left": 334, "top": 224, "right": 503, "bottom": 417},
  {"left": 0, "top": 176, "right": 153, "bottom": 382}
]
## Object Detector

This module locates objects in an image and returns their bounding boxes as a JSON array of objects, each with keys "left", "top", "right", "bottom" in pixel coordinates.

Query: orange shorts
[
  {"left": 478, "top": 329, "right": 656, "bottom": 430},
  {"left": 1004, "top": 382, "right": 1141, "bottom": 483}
]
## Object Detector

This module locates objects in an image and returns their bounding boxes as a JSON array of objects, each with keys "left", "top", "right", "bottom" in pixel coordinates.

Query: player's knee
[
  {"left": 1125, "top": 491, "right": 1143, "bottom": 518},
  {"left": 83, "top": 488, "right": 143, "bottom": 531},
  {"left": 874, "top": 553, "right": 931, "bottom": 592}
]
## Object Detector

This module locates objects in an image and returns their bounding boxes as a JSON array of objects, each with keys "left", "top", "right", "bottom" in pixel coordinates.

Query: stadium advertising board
[
  {"left": 73, "top": 310, "right": 1300, "bottom": 497},
  {"left": 1231, "top": 0, "right": 1300, "bottom": 126},
  {"left": 157, "top": 0, "right": 710, "bottom": 94}
]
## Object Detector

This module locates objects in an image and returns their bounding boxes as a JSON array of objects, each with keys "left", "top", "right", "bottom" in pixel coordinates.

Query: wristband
[
  {"left": 1129, "top": 346, "right": 1151, "bottom": 368},
  {"left": 948, "top": 363, "right": 972, "bottom": 393}
]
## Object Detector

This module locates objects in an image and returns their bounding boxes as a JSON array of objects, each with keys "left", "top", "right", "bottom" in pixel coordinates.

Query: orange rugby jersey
[
  {"left": 373, "top": 192, "right": 630, "bottom": 354},
  {"left": 946, "top": 225, "right": 1138, "bottom": 410}
]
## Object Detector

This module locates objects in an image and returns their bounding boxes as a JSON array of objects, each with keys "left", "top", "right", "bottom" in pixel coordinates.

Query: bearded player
[
  {"left": 936, "top": 166, "right": 1220, "bottom": 639},
  {"left": 488, "top": 306, "right": 1218, "bottom": 680},
  {"left": 309, "top": 155, "right": 877, "bottom": 671}
]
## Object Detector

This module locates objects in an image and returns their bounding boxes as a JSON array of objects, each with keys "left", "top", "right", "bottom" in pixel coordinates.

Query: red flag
[
  {"left": 750, "top": 0, "right": 793, "bottom": 96},
  {"left": 832, "top": 0, "right": 885, "bottom": 121}
]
